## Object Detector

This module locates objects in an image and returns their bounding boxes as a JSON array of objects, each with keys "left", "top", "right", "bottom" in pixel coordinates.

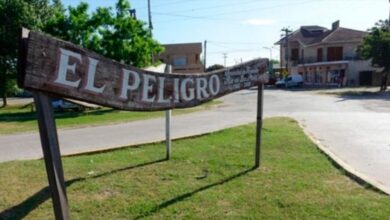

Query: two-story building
[
  {"left": 156, "top": 43, "right": 204, "bottom": 74},
  {"left": 275, "top": 21, "right": 378, "bottom": 86}
]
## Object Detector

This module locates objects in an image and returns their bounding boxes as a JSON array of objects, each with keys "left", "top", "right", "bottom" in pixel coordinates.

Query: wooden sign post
[
  {"left": 165, "top": 65, "right": 172, "bottom": 160},
  {"left": 18, "top": 28, "right": 268, "bottom": 219},
  {"left": 34, "top": 91, "right": 70, "bottom": 219}
]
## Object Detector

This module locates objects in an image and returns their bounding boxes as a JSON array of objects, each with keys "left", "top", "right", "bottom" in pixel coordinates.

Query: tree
[
  {"left": 358, "top": 20, "right": 390, "bottom": 91},
  {"left": 0, "top": 0, "right": 61, "bottom": 107},
  {"left": 0, "top": 0, "right": 163, "bottom": 107},
  {"left": 44, "top": 0, "right": 163, "bottom": 68},
  {"left": 206, "top": 64, "right": 224, "bottom": 72}
]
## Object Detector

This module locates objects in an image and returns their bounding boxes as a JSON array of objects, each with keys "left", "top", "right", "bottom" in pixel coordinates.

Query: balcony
[{"left": 290, "top": 56, "right": 363, "bottom": 66}]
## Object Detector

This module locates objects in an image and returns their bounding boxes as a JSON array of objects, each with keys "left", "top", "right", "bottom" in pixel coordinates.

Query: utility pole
[
  {"left": 203, "top": 40, "right": 207, "bottom": 71},
  {"left": 129, "top": 9, "right": 136, "bottom": 19},
  {"left": 223, "top": 53, "right": 227, "bottom": 67},
  {"left": 148, "top": 0, "right": 154, "bottom": 63},
  {"left": 281, "top": 27, "right": 292, "bottom": 74},
  {"left": 147, "top": 0, "right": 153, "bottom": 35}
]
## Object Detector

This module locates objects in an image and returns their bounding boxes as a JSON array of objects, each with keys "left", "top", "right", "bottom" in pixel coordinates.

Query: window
[
  {"left": 195, "top": 54, "right": 199, "bottom": 63},
  {"left": 317, "top": 48, "right": 323, "bottom": 62},
  {"left": 291, "top": 48, "right": 299, "bottom": 61},
  {"left": 173, "top": 57, "right": 187, "bottom": 67},
  {"left": 327, "top": 47, "right": 343, "bottom": 61}
]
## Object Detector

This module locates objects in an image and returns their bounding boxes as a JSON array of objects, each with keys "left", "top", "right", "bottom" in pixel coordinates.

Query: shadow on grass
[
  {"left": 0, "top": 109, "right": 116, "bottom": 122},
  {"left": 135, "top": 167, "right": 256, "bottom": 220},
  {"left": 334, "top": 90, "right": 390, "bottom": 102},
  {"left": 0, "top": 158, "right": 166, "bottom": 220}
]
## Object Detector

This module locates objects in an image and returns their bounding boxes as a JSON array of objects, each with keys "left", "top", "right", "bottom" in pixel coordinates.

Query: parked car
[
  {"left": 275, "top": 74, "right": 303, "bottom": 88},
  {"left": 52, "top": 99, "right": 83, "bottom": 111},
  {"left": 265, "top": 77, "right": 277, "bottom": 86}
]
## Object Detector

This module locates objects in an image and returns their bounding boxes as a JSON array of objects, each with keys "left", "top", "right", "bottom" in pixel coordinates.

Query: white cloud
[{"left": 242, "top": 18, "right": 276, "bottom": 26}]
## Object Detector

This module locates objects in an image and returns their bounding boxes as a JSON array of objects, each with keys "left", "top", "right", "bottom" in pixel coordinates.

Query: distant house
[
  {"left": 157, "top": 43, "right": 204, "bottom": 74},
  {"left": 275, "top": 21, "right": 379, "bottom": 86}
]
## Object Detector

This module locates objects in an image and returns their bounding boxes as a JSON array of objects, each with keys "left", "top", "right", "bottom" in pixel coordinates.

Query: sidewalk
[{"left": 0, "top": 90, "right": 259, "bottom": 162}]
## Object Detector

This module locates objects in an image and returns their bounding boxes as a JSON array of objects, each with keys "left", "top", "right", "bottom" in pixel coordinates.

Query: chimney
[{"left": 332, "top": 20, "right": 340, "bottom": 31}]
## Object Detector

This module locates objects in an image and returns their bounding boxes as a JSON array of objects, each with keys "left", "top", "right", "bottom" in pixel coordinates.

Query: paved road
[{"left": 1, "top": 88, "right": 390, "bottom": 194}]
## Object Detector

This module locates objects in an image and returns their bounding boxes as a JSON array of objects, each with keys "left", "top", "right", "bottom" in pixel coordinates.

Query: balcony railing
[{"left": 289, "top": 55, "right": 364, "bottom": 66}]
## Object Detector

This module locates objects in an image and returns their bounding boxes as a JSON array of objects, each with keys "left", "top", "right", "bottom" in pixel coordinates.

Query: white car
[
  {"left": 275, "top": 74, "right": 303, "bottom": 88},
  {"left": 52, "top": 99, "right": 83, "bottom": 111}
]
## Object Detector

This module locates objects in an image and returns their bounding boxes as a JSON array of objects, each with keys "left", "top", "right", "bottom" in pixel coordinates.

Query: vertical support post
[
  {"left": 34, "top": 91, "right": 70, "bottom": 220},
  {"left": 165, "top": 65, "right": 172, "bottom": 160},
  {"left": 255, "top": 83, "right": 264, "bottom": 168},
  {"left": 203, "top": 40, "right": 207, "bottom": 71}
]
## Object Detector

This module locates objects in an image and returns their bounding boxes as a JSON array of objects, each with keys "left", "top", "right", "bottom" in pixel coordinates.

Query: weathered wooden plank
[
  {"left": 34, "top": 91, "right": 70, "bottom": 220},
  {"left": 17, "top": 28, "right": 30, "bottom": 87},
  {"left": 20, "top": 30, "right": 268, "bottom": 111}
]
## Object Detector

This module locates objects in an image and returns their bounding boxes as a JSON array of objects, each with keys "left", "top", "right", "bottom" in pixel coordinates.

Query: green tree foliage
[
  {"left": 0, "top": 0, "right": 163, "bottom": 107},
  {"left": 0, "top": 0, "right": 60, "bottom": 106},
  {"left": 358, "top": 20, "right": 390, "bottom": 90},
  {"left": 44, "top": 0, "right": 163, "bottom": 68},
  {"left": 206, "top": 64, "right": 224, "bottom": 72}
]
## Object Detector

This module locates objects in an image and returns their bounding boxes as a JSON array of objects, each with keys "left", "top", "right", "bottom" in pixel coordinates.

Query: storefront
[{"left": 298, "top": 61, "right": 349, "bottom": 86}]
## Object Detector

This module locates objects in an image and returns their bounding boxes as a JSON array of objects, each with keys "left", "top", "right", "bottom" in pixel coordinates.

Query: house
[
  {"left": 275, "top": 21, "right": 379, "bottom": 86},
  {"left": 156, "top": 43, "right": 204, "bottom": 74}
]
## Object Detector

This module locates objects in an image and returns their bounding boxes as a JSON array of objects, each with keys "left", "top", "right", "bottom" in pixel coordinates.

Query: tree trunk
[
  {"left": 1, "top": 94, "right": 7, "bottom": 107},
  {"left": 380, "top": 71, "right": 388, "bottom": 92},
  {"left": 0, "top": 72, "right": 6, "bottom": 107}
]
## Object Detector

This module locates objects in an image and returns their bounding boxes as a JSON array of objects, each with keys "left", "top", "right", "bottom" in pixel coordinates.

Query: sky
[{"left": 61, "top": 0, "right": 389, "bottom": 67}]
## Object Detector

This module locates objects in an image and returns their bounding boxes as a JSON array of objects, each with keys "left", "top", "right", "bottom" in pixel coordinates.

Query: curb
[{"left": 297, "top": 121, "right": 390, "bottom": 196}]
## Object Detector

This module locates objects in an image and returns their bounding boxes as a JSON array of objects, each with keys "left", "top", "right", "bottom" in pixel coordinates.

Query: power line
[
  {"left": 208, "top": 49, "right": 260, "bottom": 54},
  {"left": 136, "top": 0, "right": 191, "bottom": 10},
  {"left": 208, "top": 40, "right": 266, "bottom": 45},
  {"left": 153, "top": 0, "right": 319, "bottom": 24},
  {"left": 159, "top": 0, "right": 259, "bottom": 14}
]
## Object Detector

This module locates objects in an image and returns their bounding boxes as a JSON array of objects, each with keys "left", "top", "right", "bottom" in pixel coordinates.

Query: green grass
[
  {"left": 0, "top": 100, "right": 222, "bottom": 134},
  {"left": 0, "top": 118, "right": 389, "bottom": 219},
  {"left": 319, "top": 90, "right": 381, "bottom": 97}
]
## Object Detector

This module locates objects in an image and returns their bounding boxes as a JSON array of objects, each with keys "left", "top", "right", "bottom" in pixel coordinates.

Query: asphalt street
[{"left": 1, "top": 88, "right": 390, "bottom": 194}]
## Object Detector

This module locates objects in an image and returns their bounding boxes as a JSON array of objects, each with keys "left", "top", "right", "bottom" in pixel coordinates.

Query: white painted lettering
[
  {"left": 180, "top": 78, "right": 194, "bottom": 101},
  {"left": 84, "top": 57, "right": 105, "bottom": 93},
  {"left": 142, "top": 74, "right": 156, "bottom": 102},
  {"left": 119, "top": 69, "right": 141, "bottom": 99},
  {"left": 54, "top": 48, "right": 82, "bottom": 87},
  {"left": 196, "top": 78, "right": 209, "bottom": 100},
  {"left": 173, "top": 78, "right": 180, "bottom": 103},
  {"left": 209, "top": 75, "right": 220, "bottom": 96},
  {"left": 157, "top": 77, "right": 171, "bottom": 103}
]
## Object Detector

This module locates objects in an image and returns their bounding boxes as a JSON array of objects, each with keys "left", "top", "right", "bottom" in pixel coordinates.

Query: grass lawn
[
  {"left": 0, "top": 117, "right": 389, "bottom": 219},
  {"left": 316, "top": 87, "right": 387, "bottom": 97},
  {"left": 0, "top": 100, "right": 222, "bottom": 135}
]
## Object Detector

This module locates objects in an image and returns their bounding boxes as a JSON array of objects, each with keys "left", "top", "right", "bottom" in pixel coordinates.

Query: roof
[
  {"left": 322, "top": 27, "right": 367, "bottom": 43},
  {"left": 162, "top": 42, "right": 202, "bottom": 54},
  {"left": 275, "top": 25, "right": 367, "bottom": 47}
]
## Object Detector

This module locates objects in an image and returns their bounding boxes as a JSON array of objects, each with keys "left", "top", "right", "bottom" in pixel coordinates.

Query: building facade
[
  {"left": 275, "top": 21, "right": 378, "bottom": 86},
  {"left": 157, "top": 43, "right": 204, "bottom": 74}
]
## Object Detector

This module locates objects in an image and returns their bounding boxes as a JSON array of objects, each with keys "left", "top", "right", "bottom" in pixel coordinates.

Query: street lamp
[
  {"left": 263, "top": 46, "right": 273, "bottom": 61},
  {"left": 263, "top": 46, "right": 275, "bottom": 76}
]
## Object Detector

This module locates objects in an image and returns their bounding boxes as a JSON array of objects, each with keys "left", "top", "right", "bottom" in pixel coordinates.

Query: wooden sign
[
  {"left": 17, "top": 28, "right": 268, "bottom": 219},
  {"left": 19, "top": 30, "right": 268, "bottom": 111}
]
